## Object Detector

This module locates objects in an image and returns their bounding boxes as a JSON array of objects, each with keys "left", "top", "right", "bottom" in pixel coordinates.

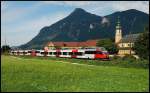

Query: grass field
[{"left": 1, "top": 55, "right": 149, "bottom": 92}]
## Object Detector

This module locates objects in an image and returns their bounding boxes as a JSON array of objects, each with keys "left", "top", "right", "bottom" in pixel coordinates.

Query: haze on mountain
[{"left": 19, "top": 8, "right": 149, "bottom": 49}]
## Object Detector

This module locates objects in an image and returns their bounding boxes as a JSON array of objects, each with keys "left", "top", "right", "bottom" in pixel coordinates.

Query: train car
[
  {"left": 35, "top": 50, "right": 44, "bottom": 56},
  {"left": 13, "top": 50, "right": 17, "bottom": 55},
  {"left": 83, "top": 47, "right": 109, "bottom": 59},
  {"left": 9, "top": 50, "right": 15, "bottom": 55},
  {"left": 75, "top": 49, "right": 85, "bottom": 59},
  {"left": 24, "top": 50, "right": 31, "bottom": 55},
  {"left": 9, "top": 47, "right": 109, "bottom": 60},
  {"left": 10, "top": 50, "right": 13, "bottom": 55},
  {"left": 18, "top": 50, "right": 24, "bottom": 56},
  {"left": 47, "top": 50, "right": 56, "bottom": 57},
  {"left": 10, "top": 50, "right": 19, "bottom": 55},
  {"left": 59, "top": 49, "right": 72, "bottom": 58}
]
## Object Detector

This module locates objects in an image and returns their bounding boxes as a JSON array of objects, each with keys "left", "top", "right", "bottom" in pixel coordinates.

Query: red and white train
[{"left": 10, "top": 47, "right": 109, "bottom": 60}]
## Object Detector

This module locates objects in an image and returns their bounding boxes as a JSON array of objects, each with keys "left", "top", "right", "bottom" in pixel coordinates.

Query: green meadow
[{"left": 1, "top": 55, "right": 149, "bottom": 92}]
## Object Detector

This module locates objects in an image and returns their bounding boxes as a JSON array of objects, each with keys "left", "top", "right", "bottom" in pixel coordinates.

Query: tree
[
  {"left": 133, "top": 26, "right": 149, "bottom": 59},
  {"left": 96, "top": 38, "right": 118, "bottom": 54},
  {"left": 1, "top": 45, "right": 11, "bottom": 54}
]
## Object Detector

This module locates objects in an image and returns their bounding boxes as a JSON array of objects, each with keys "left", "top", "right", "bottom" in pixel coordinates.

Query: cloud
[
  {"left": 41, "top": 1, "right": 92, "bottom": 7},
  {"left": 1, "top": 11, "right": 69, "bottom": 46},
  {"left": 1, "top": 1, "right": 149, "bottom": 46},
  {"left": 1, "top": 3, "right": 40, "bottom": 25},
  {"left": 111, "top": 1, "right": 149, "bottom": 14},
  {"left": 41, "top": 1, "right": 149, "bottom": 15}
]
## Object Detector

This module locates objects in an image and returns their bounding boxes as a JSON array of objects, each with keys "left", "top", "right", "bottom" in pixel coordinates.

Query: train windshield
[{"left": 96, "top": 51, "right": 102, "bottom": 54}]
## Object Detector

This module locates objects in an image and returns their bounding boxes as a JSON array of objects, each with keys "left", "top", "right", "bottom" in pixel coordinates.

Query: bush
[
  {"left": 137, "top": 59, "right": 149, "bottom": 68},
  {"left": 122, "top": 55, "right": 136, "bottom": 62},
  {"left": 110, "top": 55, "right": 121, "bottom": 60}
]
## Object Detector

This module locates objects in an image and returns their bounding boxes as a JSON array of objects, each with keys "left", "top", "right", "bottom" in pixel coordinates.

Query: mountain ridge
[{"left": 19, "top": 8, "right": 149, "bottom": 49}]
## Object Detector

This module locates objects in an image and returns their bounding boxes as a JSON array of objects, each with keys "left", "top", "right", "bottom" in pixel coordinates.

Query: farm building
[{"left": 45, "top": 40, "right": 97, "bottom": 49}]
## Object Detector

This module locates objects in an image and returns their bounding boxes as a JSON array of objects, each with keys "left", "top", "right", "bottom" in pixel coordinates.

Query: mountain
[{"left": 19, "top": 8, "right": 149, "bottom": 49}]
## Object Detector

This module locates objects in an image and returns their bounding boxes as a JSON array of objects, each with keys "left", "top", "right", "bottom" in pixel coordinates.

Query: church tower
[{"left": 115, "top": 16, "right": 122, "bottom": 44}]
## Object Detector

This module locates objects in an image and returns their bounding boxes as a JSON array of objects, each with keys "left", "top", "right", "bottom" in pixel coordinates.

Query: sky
[{"left": 1, "top": 1, "right": 149, "bottom": 47}]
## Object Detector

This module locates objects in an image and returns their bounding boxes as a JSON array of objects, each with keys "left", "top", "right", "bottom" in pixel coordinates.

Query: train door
[
  {"left": 84, "top": 49, "right": 95, "bottom": 59},
  {"left": 44, "top": 47, "right": 49, "bottom": 57},
  {"left": 56, "top": 49, "right": 61, "bottom": 57},
  {"left": 71, "top": 49, "right": 78, "bottom": 58},
  {"left": 23, "top": 51, "right": 26, "bottom": 56},
  {"left": 17, "top": 50, "right": 19, "bottom": 56},
  {"left": 44, "top": 51, "right": 48, "bottom": 57},
  {"left": 31, "top": 50, "right": 36, "bottom": 56}
]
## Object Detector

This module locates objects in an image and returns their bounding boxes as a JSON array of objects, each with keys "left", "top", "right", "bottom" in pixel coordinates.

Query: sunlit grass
[{"left": 1, "top": 55, "right": 149, "bottom": 92}]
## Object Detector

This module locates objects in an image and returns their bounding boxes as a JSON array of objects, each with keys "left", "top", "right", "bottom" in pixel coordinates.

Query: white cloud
[
  {"left": 1, "top": 4, "right": 40, "bottom": 24},
  {"left": 41, "top": 1, "right": 92, "bottom": 7},
  {"left": 1, "top": 1, "right": 149, "bottom": 46},
  {"left": 111, "top": 1, "right": 149, "bottom": 14},
  {"left": 1, "top": 11, "right": 69, "bottom": 46},
  {"left": 41, "top": 1, "right": 149, "bottom": 15}
]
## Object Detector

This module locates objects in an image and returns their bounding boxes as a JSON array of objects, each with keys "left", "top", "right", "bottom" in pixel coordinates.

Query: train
[{"left": 10, "top": 47, "right": 109, "bottom": 60}]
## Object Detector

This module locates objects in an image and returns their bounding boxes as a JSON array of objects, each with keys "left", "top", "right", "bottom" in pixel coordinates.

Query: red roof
[{"left": 47, "top": 40, "right": 97, "bottom": 47}]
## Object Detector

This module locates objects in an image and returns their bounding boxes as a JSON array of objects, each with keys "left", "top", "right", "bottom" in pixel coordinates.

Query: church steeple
[{"left": 115, "top": 16, "right": 122, "bottom": 44}]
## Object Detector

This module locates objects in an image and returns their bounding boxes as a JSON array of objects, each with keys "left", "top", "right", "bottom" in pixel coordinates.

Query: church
[{"left": 115, "top": 17, "right": 140, "bottom": 55}]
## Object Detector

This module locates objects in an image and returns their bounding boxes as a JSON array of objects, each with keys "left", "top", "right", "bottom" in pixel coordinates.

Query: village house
[{"left": 45, "top": 40, "right": 97, "bottom": 49}]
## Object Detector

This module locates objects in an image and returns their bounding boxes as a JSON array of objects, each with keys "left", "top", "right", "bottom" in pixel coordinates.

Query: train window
[
  {"left": 85, "top": 51, "right": 89, "bottom": 54},
  {"left": 41, "top": 52, "right": 44, "bottom": 54},
  {"left": 69, "top": 52, "right": 73, "bottom": 55},
  {"left": 23, "top": 52, "right": 27, "bottom": 54},
  {"left": 28, "top": 51, "right": 32, "bottom": 53},
  {"left": 75, "top": 52, "right": 83, "bottom": 55},
  {"left": 49, "top": 52, "right": 53, "bottom": 55},
  {"left": 35, "top": 51, "right": 40, "bottom": 53},
  {"left": 85, "top": 51, "right": 96, "bottom": 54},
  {"left": 54, "top": 52, "right": 57, "bottom": 55},
  {"left": 53, "top": 52, "right": 61, "bottom": 55},
  {"left": 20, "top": 52, "right": 23, "bottom": 54},
  {"left": 63, "top": 52, "right": 67, "bottom": 55},
  {"left": 96, "top": 51, "right": 102, "bottom": 54}
]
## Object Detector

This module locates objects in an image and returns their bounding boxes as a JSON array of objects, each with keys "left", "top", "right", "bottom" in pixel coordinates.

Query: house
[
  {"left": 45, "top": 40, "right": 97, "bottom": 49},
  {"left": 117, "top": 34, "right": 140, "bottom": 55}
]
